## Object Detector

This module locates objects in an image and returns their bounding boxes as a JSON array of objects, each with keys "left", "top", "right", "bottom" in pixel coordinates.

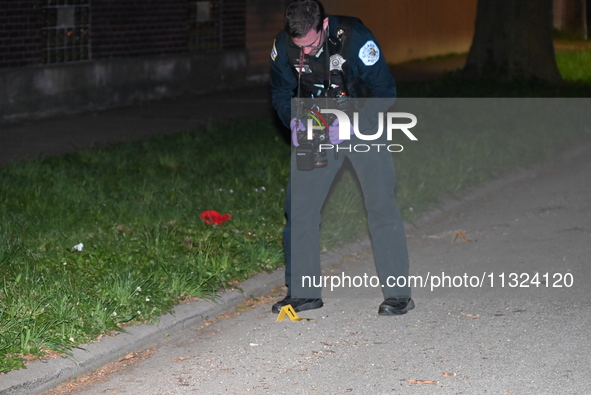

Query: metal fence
[
  {"left": 41, "top": 0, "right": 90, "bottom": 64},
  {"left": 188, "top": 0, "right": 221, "bottom": 51},
  {"left": 0, "top": 0, "right": 246, "bottom": 69}
]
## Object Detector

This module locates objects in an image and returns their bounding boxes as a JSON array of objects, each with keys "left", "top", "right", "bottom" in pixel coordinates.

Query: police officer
[{"left": 270, "top": 0, "right": 414, "bottom": 316}]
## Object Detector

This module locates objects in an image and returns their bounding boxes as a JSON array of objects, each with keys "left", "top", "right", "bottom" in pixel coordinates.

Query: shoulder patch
[
  {"left": 270, "top": 39, "right": 278, "bottom": 61},
  {"left": 359, "top": 40, "right": 380, "bottom": 66}
]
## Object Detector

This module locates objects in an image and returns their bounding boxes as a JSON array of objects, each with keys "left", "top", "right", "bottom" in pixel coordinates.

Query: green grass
[
  {"left": 556, "top": 50, "right": 591, "bottom": 84},
  {"left": 1, "top": 48, "right": 590, "bottom": 373},
  {"left": 398, "top": 49, "right": 591, "bottom": 98},
  {"left": 0, "top": 121, "right": 290, "bottom": 372}
]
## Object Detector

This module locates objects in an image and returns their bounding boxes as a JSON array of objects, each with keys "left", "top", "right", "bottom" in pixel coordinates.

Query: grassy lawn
[{"left": 1, "top": 48, "right": 590, "bottom": 372}]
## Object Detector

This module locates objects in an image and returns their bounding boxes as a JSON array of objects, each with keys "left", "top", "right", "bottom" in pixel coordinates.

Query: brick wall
[
  {"left": 322, "top": 0, "right": 478, "bottom": 64},
  {"left": 245, "top": 0, "right": 285, "bottom": 78},
  {"left": 0, "top": 1, "right": 43, "bottom": 68}
]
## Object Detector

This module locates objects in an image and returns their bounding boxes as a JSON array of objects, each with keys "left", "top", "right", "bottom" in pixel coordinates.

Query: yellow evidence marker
[{"left": 275, "top": 304, "right": 314, "bottom": 322}]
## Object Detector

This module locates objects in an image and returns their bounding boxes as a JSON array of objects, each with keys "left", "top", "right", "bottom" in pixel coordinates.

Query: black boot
[
  {"left": 271, "top": 296, "right": 323, "bottom": 314},
  {"left": 378, "top": 297, "right": 415, "bottom": 316}
]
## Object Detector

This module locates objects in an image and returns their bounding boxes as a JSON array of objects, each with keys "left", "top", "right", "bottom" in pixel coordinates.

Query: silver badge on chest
[{"left": 330, "top": 54, "right": 346, "bottom": 71}]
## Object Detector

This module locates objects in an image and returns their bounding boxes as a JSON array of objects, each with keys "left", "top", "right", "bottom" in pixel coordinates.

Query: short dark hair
[{"left": 284, "top": 0, "right": 325, "bottom": 38}]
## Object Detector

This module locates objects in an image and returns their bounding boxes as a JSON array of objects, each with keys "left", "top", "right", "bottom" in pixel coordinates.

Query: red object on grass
[{"left": 200, "top": 210, "right": 232, "bottom": 226}]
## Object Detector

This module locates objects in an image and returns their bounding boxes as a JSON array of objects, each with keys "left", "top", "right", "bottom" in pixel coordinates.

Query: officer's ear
[{"left": 322, "top": 17, "right": 329, "bottom": 31}]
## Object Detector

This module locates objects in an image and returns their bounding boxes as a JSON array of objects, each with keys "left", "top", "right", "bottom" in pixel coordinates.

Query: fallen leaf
[
  {"left": 407, "top": 379, "right": 439, "bottom": 385},
  {"left": 452, "top": 230, "right": 470, "bottom": 243},
  {"left": 442, "top": 372, "right": 456, "bottom": 377},
  {"left": 461, "top": 312, "right": 480, "bottom": 319}
]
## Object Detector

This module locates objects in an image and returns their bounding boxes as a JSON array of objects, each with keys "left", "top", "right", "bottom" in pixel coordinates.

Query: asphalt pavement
[
  {"left": 31, "top": 140, "right": 591, "bottom": 395},
  {"left": 1, "top": 60, "right": 591, "bottom": 394}
]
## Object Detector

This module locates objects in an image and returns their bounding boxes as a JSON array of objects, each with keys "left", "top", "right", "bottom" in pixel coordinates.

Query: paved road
[{"left": 37, "top": 142, "right": 591, "bottom": 394}]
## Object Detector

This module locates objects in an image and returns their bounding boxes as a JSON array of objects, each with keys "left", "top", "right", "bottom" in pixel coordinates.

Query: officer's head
[{"left": 285, "top": 0, "right": 329, "bottom": 55}]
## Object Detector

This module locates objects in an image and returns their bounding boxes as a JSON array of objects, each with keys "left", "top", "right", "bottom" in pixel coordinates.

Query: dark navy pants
[{"left": 283, "top": 138, "right": 411, "bottom": 299}]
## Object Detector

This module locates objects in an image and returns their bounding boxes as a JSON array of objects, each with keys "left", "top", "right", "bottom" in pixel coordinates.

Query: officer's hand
[
  {"left": 290, "top": 118, "right": 305, "bottom": 147},
  {"left": 328, "top": 118, "right": 353, "bottom": 145}
]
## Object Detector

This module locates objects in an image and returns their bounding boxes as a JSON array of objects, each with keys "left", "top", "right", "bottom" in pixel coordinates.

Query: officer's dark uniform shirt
[{"left": 270, "top": 15, "right": 396, "bottom": 129}]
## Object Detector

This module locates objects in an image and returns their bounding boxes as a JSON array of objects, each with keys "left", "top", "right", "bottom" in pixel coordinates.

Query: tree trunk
[{"left": 462, "top": 0, "right": 563, "bottom": 84}]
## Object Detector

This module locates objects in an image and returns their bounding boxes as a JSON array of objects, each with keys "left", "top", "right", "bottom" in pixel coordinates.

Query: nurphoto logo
[
  {"left": 310, "top": 109, "right": 418, "bottom": 153},
  {"left": 293, "top": 98, "right": 418, "bottom": 155}
]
